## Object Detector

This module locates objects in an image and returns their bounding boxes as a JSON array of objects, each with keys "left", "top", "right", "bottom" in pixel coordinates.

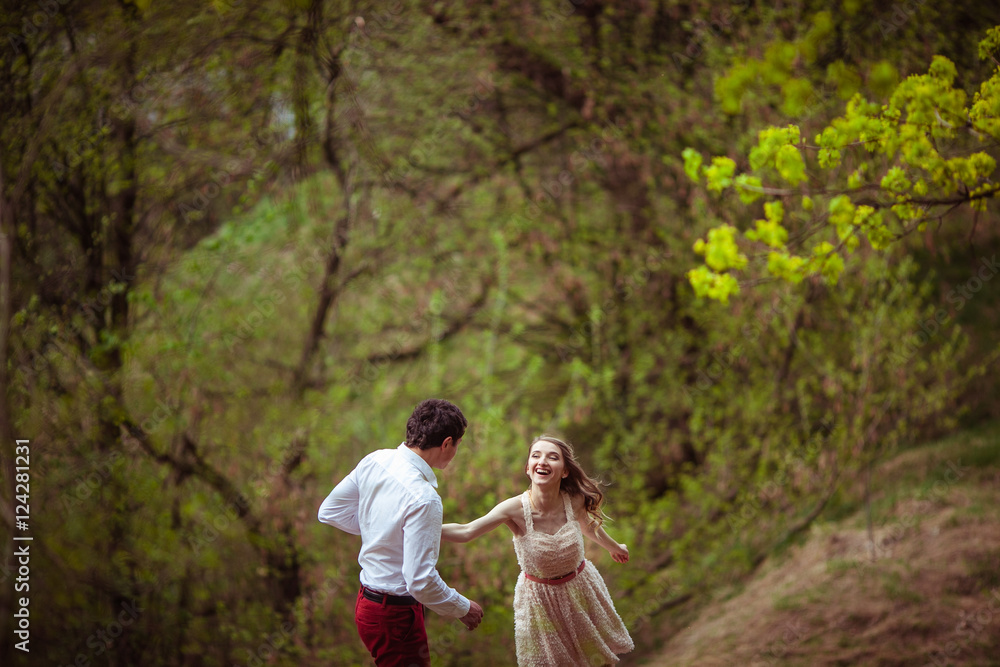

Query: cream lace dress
[{"left": 512, "top": 491, "right": 634, "bottom": 666}]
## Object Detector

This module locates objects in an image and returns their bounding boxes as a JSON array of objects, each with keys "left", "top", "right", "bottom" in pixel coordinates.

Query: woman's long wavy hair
[{"left": 528, "top": 435, "right": 608, "bottom": 527}]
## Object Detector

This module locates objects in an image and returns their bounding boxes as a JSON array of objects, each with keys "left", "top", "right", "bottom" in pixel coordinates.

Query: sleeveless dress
[{"left": 512, "top": 491, "right": 634, "bottom": 666}]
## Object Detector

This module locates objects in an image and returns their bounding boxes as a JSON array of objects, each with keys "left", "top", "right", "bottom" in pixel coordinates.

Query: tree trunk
[{"left": 292, "top": 212, "right": 350, "bottom": 394}]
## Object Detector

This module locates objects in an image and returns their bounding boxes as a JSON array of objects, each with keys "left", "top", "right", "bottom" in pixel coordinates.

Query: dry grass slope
[{"left": 640, "top": 425, "right": 1000, "bottom": 667}]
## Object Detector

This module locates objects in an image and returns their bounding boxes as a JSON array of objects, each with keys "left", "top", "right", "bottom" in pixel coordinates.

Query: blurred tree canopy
[{"left": 1, "top": 1, "right": 998, "bottom": 665}]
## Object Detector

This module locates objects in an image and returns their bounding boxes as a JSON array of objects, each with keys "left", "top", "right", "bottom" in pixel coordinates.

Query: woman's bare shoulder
[
  {"left": 495, "top": 494, "right": 525, "bottom": 517},
  {"left": 495, "top": 494, "right": 527, "bottom": 536},
  {"left": 567, "top": 491, "right": 586, "bottom": 510}
]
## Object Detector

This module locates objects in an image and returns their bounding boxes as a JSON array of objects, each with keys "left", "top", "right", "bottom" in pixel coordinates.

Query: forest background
[{"left": 1, "top": 0, "right": 999, "bottom": 665}]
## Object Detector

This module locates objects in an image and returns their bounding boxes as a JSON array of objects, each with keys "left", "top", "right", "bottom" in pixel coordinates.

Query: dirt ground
[{"left": 637, "top": 437, "right": 1000, "bottom": 667}]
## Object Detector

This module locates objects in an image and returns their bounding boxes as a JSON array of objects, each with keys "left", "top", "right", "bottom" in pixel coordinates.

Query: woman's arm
[
  {"left": 582, "top": 521, "right": 629, "bottom": 563},
  {"left": 574, "top": 496, "right": 629, "bottom": 563},
  {"left": 442, "top": 497, "right": 521, "bottom": 543}
]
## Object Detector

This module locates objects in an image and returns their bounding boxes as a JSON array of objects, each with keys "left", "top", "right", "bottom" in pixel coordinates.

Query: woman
[{"left": 442, "top": 435, "right": 634, "bottom": 666}]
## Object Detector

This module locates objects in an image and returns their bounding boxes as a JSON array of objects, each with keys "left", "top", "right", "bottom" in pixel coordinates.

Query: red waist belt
[{"left": 524, "top": 560, "right": 586, "bottom": 585}]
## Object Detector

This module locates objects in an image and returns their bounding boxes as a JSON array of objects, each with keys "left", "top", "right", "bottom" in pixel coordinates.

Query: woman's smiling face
[{"left": 526, "top": 440, "right": 568, "bottom": 485}]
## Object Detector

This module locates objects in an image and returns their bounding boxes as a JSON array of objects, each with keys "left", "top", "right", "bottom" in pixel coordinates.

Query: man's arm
[
  {"left": 317, "top": 470, "right": 362, "bottom": 535},
  {"left": 401, "top": 499, "right": 472, "bottom": 618}
]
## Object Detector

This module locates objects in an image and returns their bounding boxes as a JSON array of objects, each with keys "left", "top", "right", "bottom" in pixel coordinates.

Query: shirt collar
[{"left": 397, "top": 443, "right": 438, "bottom": 488}]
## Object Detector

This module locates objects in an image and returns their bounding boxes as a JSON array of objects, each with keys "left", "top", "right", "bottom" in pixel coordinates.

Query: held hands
[
  {"left": 460, "top": 600, "right": 484, "bottom": 631},
  {"left": 609, "top": 542, "right": 629, "bottom": 564}
]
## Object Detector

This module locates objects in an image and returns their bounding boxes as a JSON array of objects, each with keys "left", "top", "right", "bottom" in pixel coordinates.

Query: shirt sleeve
[
  {"left": 401, "top": 499, "right": 471, "bottom": 618},
  {"left": 317, "top": 470, "right": 362, "bottom": 535}
]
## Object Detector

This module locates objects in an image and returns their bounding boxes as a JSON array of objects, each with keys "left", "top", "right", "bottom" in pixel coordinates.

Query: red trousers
[{"left": 354, "top": 587, "right": 430, "bottom": 667}]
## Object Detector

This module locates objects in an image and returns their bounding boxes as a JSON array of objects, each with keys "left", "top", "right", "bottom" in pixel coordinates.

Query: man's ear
[{"left": 441, "top": 436, "right": 454, "bottom": 449}]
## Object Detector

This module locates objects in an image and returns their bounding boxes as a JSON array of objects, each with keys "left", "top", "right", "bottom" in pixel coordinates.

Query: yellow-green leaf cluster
[
  {"left": 766, "top": 251, "right": 806, "bottom": 283},
  {"left": 687, "top": 266, "right": 741, "bottom": 304},
  {"left": 704, "top": 157, "right": 737, "bottom": 193},
  {"left": 745, "top": 201, "right": 787, "bottom": 248},
  {"left": 682, "top": 147, "right": 704, "bottom": 183},
  {"left": 686, "top": 26, "right": 1000, "bottom": 303},
  {"left": 693, "top": 224, "right": 747, "bottom": 272}
]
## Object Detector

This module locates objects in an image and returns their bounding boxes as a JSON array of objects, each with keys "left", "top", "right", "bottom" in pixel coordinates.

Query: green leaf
[
  {"left": 745, "top": 212, "right": 788, "bottom": 249},
  {"left": 694, "top": 224, "right": 747, "bottom": 272},
  {"left": 734, "top": 174, "right": 763, "bottom": 204},
  {"left": 687, "top": 266, "right": 741, "bottom": 304},
  {"left": 978, "top": 26, "right": 1000, "bottom": 62},
  {"left": 704, "top": 157, "right": 737, "bottom": 193},
  {"left": 880, "top": 166, "right": 911, "bottom": 194},
  {"left": 775, "top": 145, "right": 806, "bottom": 185},
  {"left": 682, "top": 148, "right": 704, "bottom": 183},
  {"left": 820, "top": 253, "right": 845, "bottom": 285},
  {"left": 766, "top": 251, "right": 806, "bottom": 283},
  {"left": 811, "top": 241, "right": 835, "bottom": 256},
  {"left": 764, "top": 201, "right": 784, "bottom": 224}
]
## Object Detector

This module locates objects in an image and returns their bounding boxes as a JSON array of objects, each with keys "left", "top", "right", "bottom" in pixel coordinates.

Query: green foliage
[
  {"left": 745, "top": 201, "right": 788, "bottom": 248},
  {"left": 5, "top": 2, "right": 999, "bottom": 666},
  {"left": 690, "top": 225, "right": 747, "bottom": 302},
  {"left": 704, "top": 156, "right": 737, "bottom": 193},
  {"left": 682, "top": 147, "right": 704, "bottom": 183},
  {"left": 686, "top": 27, "right": 1000, "bottom": 299}
]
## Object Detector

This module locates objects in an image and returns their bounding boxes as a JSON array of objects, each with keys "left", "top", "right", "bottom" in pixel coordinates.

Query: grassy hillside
[{"left": 635, "top": 422, "right": 1000, "bottom": 666}]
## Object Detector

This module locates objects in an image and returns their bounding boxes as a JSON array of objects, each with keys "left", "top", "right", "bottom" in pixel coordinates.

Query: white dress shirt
[{"left": 318, "top": 443, "right": 470, "bottom": 618}]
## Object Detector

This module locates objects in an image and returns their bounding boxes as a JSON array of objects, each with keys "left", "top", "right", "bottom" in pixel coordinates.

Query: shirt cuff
[{"left": 455, "top": 594, "right": 471, "bottom": 618}]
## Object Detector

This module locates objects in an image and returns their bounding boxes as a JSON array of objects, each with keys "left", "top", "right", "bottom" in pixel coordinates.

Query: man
[{"left": 318, "top": 398, "right": 484, "bottom": 666}]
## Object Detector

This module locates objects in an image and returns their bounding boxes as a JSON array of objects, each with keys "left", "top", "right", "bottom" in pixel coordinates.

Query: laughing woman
[{"left": 442, "top": 435, "right": 634, "bottom": 667}]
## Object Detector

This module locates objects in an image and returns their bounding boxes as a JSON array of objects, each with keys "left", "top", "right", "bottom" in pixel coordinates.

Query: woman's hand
[
  {"left": 608, "top": 542, "right": 629, "bottom": 564},
  {"left": 580, "top": 512, "right": 630, "bottom": 563}
]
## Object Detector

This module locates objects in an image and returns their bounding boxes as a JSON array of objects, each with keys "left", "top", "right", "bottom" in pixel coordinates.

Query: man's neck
[{"left": 408, "top": 444, "right": 441, "bottom": 469}]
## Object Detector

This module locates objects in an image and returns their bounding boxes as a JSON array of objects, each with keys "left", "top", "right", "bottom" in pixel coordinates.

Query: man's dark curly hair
[{"left": 405, "top": 399, "right": 467, "bottom": 450}]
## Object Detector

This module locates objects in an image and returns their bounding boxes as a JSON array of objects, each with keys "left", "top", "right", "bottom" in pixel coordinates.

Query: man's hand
[{"left": 459, "top": 600, "right": 484, "bottom": 630}]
